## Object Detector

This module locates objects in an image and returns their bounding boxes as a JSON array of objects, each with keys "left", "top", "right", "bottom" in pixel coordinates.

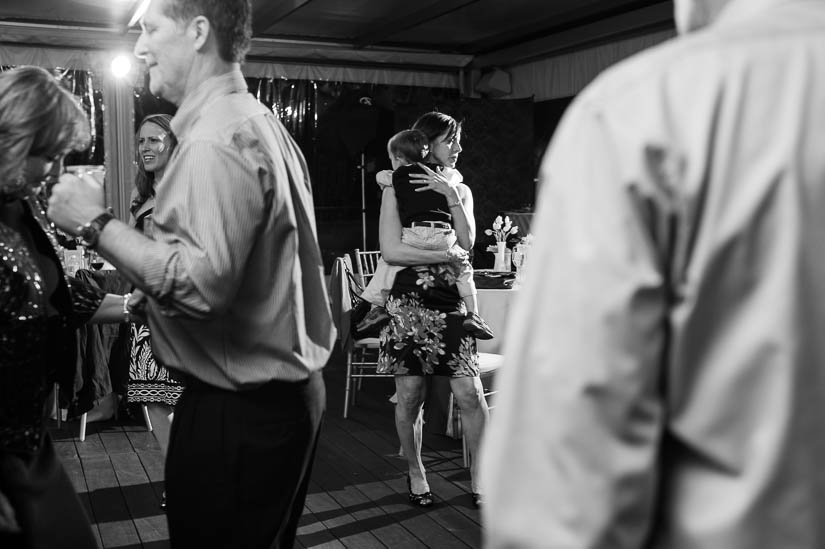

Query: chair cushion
[
  {"left": 353, "top": 337, "right": 381, "bottom": 348},
  {"left": 478, "top": 352, "right": 503, "bottom": 375}
]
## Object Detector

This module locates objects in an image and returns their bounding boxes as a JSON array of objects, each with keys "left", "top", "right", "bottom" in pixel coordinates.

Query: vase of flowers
[
  {"left": 485, "top": 215, "right": 518, "bottom": 271},
  {"left": 493, "top": 241, "right": 508, "bottom": 271}
]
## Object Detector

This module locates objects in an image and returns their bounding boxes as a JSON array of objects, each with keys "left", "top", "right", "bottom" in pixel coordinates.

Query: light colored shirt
[
  {"left": 142, "top": 69, "right": 335, "bottom": 390},
  {"left": 482, "top": 1, "right": 825, "bottom": 547}
]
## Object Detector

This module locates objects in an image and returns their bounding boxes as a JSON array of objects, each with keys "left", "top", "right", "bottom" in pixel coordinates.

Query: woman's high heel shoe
[
  {"left": 471, "top": 492, "right": 482, "bottom": 509},
  {"left": 406, "top": 474, "right": 434, "bottom": 508}
]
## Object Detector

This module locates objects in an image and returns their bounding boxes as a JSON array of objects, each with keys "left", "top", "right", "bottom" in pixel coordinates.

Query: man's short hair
[{"left": 164, "top": 0, "right": 252, "bottom": 63}]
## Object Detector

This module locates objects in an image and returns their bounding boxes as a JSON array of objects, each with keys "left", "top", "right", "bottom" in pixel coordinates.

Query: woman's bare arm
[{"left": 448, "top": 183, "right": 475, "bottom": 250}]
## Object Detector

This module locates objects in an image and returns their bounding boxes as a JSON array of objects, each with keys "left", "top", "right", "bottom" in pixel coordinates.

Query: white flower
[{"left": 486, "top": 215, "right": 519, "bottom": 242}]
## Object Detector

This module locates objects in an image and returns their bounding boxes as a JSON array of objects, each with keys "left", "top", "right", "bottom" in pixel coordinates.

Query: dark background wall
[
  {"left": 315, "top": 91, "right": 537, "bottom": 269},
  {"left": 533, "top": 96, "right": 574, "bottom": 171}
]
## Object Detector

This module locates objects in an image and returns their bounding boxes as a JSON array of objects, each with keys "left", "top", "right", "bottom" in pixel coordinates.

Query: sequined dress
[{"left": 0, "top": 194, "right": 104, "bottom": 455}]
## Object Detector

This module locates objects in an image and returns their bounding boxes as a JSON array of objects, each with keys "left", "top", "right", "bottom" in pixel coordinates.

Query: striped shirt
[{"left": 141, "top": 69, "right": 335, "bottom": 390}]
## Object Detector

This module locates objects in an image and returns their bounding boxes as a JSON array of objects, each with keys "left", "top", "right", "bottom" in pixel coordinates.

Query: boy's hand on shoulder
[
  {"left": 376, "top": 170, "right": 393, "bottom": 188},
  {"left": 443, "top": 167, "right": 463, "bottom": 185}
]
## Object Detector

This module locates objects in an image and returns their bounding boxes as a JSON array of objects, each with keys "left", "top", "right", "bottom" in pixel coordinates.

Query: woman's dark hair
[
  {"left": 131, "top": 114, "right": 177, "bottom": 215},
  {"left": 0, "top": 66, "right": 90, "bottom": 196},
  {"left": 164, "top": 0, "right": 251, "bottom": 63},
  {"left": 388, "top": 129, "right": 429, "bottom": 164},
  {"left": 412, "top": 111, "right": 461, "bottom": 145}
]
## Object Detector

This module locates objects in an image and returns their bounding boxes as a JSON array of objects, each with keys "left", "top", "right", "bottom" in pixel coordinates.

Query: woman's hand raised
[{"left": 410, "top": 163, "right": 459, "bottom": 198}]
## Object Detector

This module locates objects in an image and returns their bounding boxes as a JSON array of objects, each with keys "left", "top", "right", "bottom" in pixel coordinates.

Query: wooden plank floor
[{"left": 51, "top": 347, "right": 481, "bottom": 548}]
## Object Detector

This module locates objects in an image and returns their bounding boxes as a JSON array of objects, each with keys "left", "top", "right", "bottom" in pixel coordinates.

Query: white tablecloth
[
  {"left": 477, "top": 288, "right": 518, "bottom": 354},
  {"left": 424, "top": 287, "right": 518, "bottom": 435}
]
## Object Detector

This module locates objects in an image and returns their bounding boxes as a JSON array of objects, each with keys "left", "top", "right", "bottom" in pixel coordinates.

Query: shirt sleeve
[
  {"left": 481, "top": 98, "right": 671, "bottom": 548},
  {"left": 67, "top": 275, "right": 106, "bottom": 327},
  {"left": 141, "top": 139, "right": 266, "bottom": 319}
]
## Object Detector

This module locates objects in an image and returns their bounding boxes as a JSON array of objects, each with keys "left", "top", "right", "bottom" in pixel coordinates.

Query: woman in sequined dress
[
  {"left": 126, "top": 114, "right": 181, "bottom": 478},
  {"left": 377, "top": 112, "right": 489, "bottom": 509},
  {"left": 0, "top": 66, "right": 130, "bottom": 549}
]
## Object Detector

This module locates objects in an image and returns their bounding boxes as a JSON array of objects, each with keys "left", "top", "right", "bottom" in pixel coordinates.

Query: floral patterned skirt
[
  {"left": 377, "top": 265, "right": 479, "bottom": 377},
  {"left": 127, "top": 323, "right": 183, "bottom": 407}
]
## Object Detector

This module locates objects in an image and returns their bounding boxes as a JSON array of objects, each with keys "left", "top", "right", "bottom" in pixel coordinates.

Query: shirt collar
[{"left": 171, "top": 68, "right": 248, "bottom": 141}]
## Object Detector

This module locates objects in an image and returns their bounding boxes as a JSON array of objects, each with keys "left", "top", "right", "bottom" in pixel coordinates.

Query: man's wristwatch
[{"left": 76, "top": 211, "right": 114, "bottom": 248}]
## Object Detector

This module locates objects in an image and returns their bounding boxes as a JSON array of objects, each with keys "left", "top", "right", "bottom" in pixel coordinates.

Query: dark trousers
[
  {"left": 0, "top": 434, "right": 97, "bottom": 549},
  {"left": 165, "top": 371, "right": 325, "bottom": 549}
]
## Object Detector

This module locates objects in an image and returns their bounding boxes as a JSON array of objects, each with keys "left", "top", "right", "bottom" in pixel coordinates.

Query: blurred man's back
[{"left": 482, "top": 1, "right": 825, "bottom": 547}]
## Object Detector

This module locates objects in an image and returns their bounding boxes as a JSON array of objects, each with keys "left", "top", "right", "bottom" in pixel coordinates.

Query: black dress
[{"left": 377, "top": 265, "right": 479, "bottom": 377}]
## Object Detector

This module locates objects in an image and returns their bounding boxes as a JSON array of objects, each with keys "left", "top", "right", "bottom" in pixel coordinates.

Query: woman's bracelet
[
  {"left": 122, "top": 292, "right": 132, "bottom": 323},
  {"left": 447, "top": 199, "right": 462, "bottom": 208}
]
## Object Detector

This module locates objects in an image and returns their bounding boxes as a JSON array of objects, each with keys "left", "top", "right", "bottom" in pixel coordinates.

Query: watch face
[{"left": 78, "top": 224, "right": 97, "bottom": 247}]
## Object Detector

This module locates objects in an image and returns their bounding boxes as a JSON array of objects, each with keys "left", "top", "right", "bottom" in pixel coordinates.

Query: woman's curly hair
[{"left": 0, "top": 66, "right": 90, "bottom": 196}]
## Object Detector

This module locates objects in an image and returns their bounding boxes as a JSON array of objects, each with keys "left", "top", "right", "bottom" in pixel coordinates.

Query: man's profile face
[{"left": 133, "top": 0, "right": 192, "bottom": 105}]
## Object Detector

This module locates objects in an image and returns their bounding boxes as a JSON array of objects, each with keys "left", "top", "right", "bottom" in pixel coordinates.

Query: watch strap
[{"left": 77, "top": 211, "right": 114, "bottom": 248}]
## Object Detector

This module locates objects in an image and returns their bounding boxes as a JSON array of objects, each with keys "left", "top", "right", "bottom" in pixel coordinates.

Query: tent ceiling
[{"left": 0, "top": 0, "right": 674, "bottom": 70}]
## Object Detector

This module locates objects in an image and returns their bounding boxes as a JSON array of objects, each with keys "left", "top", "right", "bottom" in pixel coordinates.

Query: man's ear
[{"left": 189, "top": 15, "right": 210, "bottom": 52}]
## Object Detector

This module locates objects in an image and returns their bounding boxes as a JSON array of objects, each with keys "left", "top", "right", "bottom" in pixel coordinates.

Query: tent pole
[{"left": 360, "top": 151, "right": 367, "bottom": 251}]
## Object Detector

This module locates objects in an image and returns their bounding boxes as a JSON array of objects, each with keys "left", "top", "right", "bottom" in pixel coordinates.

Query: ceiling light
[{"left": 111, "top": 54, "right": 132, "bottom": 78}]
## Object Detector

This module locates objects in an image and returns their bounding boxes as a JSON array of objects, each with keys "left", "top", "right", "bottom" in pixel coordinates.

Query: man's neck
[{"left": 179, "top": 57, "right": 239, "bottom": 106}]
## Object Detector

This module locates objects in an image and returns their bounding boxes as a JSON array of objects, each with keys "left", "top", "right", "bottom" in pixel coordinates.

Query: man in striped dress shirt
[{"left": 48, "top": 0, "right": 336, "bottom": 546}]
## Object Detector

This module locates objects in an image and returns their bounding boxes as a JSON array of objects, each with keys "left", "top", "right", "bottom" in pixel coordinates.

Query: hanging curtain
[
  {"left": 57, "top": 68, "right": 104, "bottom": 166},
  {"left": 249, "top": 78, "right": 320, "bottom": 181}
]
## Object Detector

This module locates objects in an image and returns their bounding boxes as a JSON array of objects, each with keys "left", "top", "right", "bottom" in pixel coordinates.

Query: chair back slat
[{"left": 353, "top": 248, "right": 382, "bottom": 288}]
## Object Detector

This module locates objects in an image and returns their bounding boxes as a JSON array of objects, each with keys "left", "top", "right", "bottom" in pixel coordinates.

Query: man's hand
[
  {"left": 47, "top": 172, "right": 107, "bottom": 235},
  {"left": 128, "top": 289, "right": 149, "bottom": 323}
]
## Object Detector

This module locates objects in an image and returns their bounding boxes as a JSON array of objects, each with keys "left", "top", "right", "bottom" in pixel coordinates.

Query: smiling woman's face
[{"left": 138, "top": 121, "right": 171, "bottom": 174}]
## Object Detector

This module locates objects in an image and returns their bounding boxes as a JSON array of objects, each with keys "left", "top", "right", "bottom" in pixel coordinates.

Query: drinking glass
[
  {"left": 512, "top": 246, "right": 525, "bottom": 274},
  {"left": 88, "top": 249, "right": 104, "bottom": 270},
  {"left": 511, "top": 245, "right": 525, "bottom": 287}
]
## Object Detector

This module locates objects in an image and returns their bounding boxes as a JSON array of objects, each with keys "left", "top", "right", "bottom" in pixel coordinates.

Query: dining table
[{"left": 476, "top": 287, "right": 519, "bottom": 354}]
